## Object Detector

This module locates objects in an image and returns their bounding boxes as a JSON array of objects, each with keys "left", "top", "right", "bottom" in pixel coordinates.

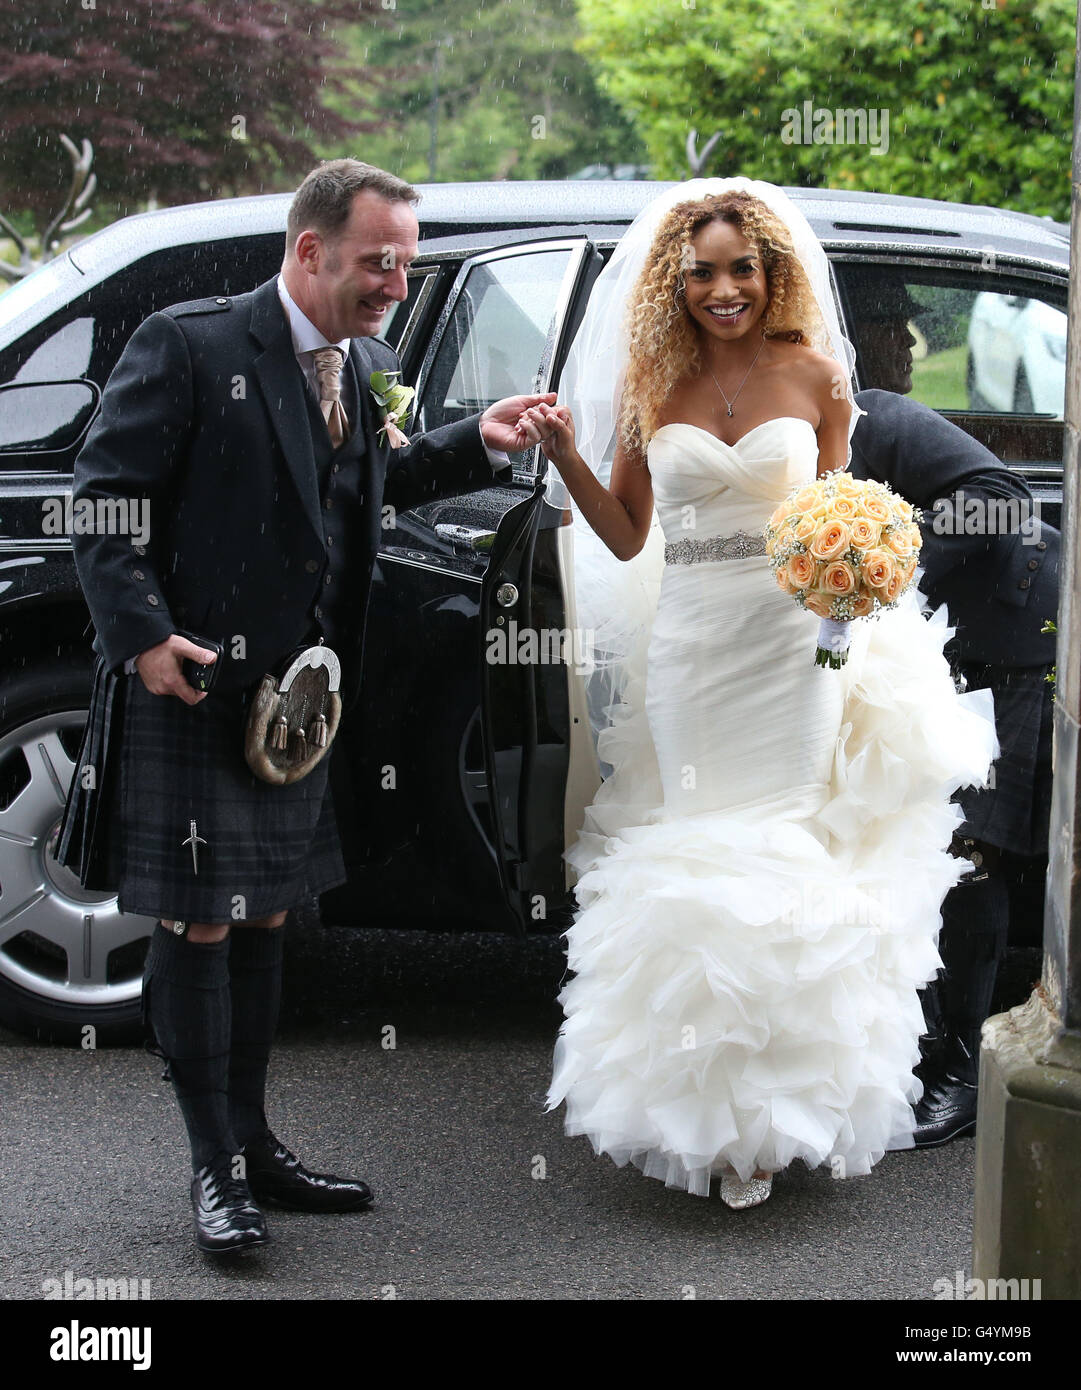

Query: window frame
[
  {"left": 831, "top": 248, "right": 1070, "bottom": 492},
  {"left": 411, "top": 237, "right": 598, "bottom": 485}
]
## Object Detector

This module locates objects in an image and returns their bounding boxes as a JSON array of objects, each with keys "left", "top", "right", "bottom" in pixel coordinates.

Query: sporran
[{"left": 244, "top": 644, "right": 342, "bottom": 785}]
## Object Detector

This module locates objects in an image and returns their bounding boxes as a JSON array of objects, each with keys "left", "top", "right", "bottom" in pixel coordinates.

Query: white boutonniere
[{"left": 369, "top": 370, "right": 415, "bottom": 449}]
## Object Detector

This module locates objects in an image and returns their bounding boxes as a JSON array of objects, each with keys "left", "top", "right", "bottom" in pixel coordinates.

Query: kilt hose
[{"left": 112, "top": 673, "right": 346, "bottom": 923}]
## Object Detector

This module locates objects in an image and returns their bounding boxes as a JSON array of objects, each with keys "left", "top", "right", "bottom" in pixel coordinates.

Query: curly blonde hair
[{"left": 619, "top": 191, "right": 828, "bottom": 457}]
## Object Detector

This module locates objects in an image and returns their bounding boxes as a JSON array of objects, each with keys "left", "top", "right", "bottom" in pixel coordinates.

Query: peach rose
[
  {"left": 775, "top": 567, "right": 799, "bottom": 595},
  {"left": 787, "top": 552, "right": 817, "bottom": 589},
  {"left": 899, "top": 554, "right": 918, "bottom": 583},
  {"left": 809, "top": 520, "right": 850, "bottom": 561},
  {"left": 848, "top": 517, "right": 880, "bottom": 549},
  {"left": 884, "top": 527, "right": 913, "bottom": 557},
  {"left": 792, "top": 486, "right": 821, "bottom": 513},
  {"left": 850, "top": 593, "right": 876, "bottom": 618},
  {"left": 795, "top": 513, "right": 819, "bottom": 542},
  {"left": 895, "top": 498, "right": 915, "bottom": 522},
  {"left": 822, "top": 560, "right": 857, "bottom": 596},
  {"left": 833, "top": 471, "right": 860, "bottom": 494},
  {"left": 884, "top": 572, "right": 905, "bottom": 603},
  {"left": 858, "top": 496, "right": 892, "bottom": 525},
  {"left": 906, "top": 524, "right": 923, "bottom": 550},
  {"left": 862, "top": 548, "right": 897, "bottom": 592},
  {"left": 829, "top": 495, "right": 858, "bottom": 520},
  {"left": 804, "top": 591, "right": 835, "bottom": 618}
]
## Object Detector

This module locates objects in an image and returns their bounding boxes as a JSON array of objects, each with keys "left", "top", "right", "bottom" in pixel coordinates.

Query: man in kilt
[
  {"left": 848, "top": 280, "right": 1058, "bottom": 1147},
  {"left": 57, "top": 160, "right": 565, "bottom": 1253}
]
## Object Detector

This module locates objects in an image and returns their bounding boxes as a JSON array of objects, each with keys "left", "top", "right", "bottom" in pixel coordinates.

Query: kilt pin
[{"left": 55, "top": 272, "right": 511, "bottom": 1250}]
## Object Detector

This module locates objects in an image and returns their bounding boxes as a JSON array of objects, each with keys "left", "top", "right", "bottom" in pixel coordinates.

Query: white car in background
[{"left": 968, "top": 290, "right": 1067, "bottom": 416}]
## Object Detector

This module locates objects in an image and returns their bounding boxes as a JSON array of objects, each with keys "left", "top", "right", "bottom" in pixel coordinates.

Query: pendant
[
  {"left": 181, "top": 818, "right": 207, "bottom": 876},
  {"left": 727, "top": 404, "right": 734, "bottom": 417}
]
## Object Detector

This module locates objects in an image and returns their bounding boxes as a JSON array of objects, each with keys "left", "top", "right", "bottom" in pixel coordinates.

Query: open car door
[{"left": 322, "top": 237, "right": 602, "bottom": 934}]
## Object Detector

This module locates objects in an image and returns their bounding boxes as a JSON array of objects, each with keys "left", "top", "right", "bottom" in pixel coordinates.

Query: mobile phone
[{"left": 176, "top": 630, "right": 224, "bottom": 694}]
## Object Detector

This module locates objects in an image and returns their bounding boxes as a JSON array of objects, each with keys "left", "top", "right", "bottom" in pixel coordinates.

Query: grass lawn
[{"left": 910, "top": 343, "right": 969, "bottom": 410}]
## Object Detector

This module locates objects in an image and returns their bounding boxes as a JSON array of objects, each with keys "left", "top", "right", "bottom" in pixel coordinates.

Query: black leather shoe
[
  {"left": 911, "top": 1073, "right": 978, "bottom": 1147},
  {"left": 911, "top": 1027, "right": 980, "bottom": 1147},
  {"left": 240, "top": 1130, "right": 373, "bottom": 1212},
  {"left": 190, "top": 1157, "right": 269, "bottom": 1253}
]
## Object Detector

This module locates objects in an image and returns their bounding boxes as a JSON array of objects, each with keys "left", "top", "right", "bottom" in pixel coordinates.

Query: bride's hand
[{"left": 517, "top": 403, "right": 578, "bottom": 469}]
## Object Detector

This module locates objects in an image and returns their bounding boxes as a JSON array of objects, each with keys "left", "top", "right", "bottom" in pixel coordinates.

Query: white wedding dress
[{"left": 546, "top": 418, "right": 998, "bottom": 1194}]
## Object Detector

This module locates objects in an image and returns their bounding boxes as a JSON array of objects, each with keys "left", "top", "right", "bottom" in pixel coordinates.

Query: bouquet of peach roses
[{"left": 763, "top": 470, "right": 922, "bottom": 668}]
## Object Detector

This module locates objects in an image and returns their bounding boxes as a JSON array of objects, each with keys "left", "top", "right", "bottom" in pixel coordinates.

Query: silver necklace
[{"left": 706, "top": 333, "right": 767, "bottom": 417}]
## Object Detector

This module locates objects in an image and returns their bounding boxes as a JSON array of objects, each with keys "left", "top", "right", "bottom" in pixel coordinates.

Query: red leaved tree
[{"left": 0, "top": 0, "right": 392, "bottom": 221}]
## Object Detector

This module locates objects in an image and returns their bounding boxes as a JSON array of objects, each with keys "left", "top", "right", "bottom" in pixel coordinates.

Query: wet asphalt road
[{"left": 0, "top": 910, "right": 988, "bottom": 1302}]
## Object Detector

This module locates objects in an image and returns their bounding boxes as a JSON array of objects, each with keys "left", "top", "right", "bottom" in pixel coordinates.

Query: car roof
[
  {"left": 0, "top": 179, "right": 1068, "bottom": 343},
  {"left": 66, "top": 179, "right": 1070, "bottom": 268}
]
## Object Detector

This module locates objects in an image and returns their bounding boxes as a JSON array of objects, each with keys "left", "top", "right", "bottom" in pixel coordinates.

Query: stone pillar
[{"left": 971, "top": 2, "right": 1081, "bottom": 1297}]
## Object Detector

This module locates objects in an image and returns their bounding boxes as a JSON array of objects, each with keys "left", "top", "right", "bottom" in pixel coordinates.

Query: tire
[{"left": 0, "top": 657, "right": 153, "bottom": 1043}]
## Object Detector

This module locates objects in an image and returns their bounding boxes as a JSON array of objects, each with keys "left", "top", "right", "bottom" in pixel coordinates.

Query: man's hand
[
  {"left": 525, "top": 403, "right": 577, "bottom": 470},
  {"left": 479, "top": 392, "right": 565, "bottom": 453},
  {"left": 134, "top": 634, "right": 217, "bottom": 706}
]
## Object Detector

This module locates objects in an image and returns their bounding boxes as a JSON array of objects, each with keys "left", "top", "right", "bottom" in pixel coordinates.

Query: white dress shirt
[{"left": 276, "top": 274, "right": 354, "bottom": 422}]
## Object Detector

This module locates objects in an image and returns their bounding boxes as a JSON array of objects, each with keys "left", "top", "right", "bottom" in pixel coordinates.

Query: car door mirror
[{"left": 0, "top": 380, "right": 98, "bottom": 453}]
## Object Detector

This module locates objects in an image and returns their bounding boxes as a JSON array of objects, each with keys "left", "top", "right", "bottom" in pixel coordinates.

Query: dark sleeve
[
  {"left": 853, "top": 390, "right": 1039, "bottom": 591},
  {"left": 373, "top": 345, "right": 513, "bottom": 513},
  {"left": 71, "top": 312, "right": 192, "bottom": 672},
  {"left": 916, "top": 468, "right": 1038, "bottom": 593}
]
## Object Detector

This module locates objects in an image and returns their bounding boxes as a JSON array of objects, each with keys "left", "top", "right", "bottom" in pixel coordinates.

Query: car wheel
[
  {"left": 0, "top": 658, "right": 152, "bottom": 1043},
  {"left": 1013, "top": 366, "right": 1034, "bottom": 414}
]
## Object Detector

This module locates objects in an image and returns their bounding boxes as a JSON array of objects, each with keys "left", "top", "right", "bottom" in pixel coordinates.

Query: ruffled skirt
[{"left": 546, "top": 575, "right": 996, "bottom": 1195}]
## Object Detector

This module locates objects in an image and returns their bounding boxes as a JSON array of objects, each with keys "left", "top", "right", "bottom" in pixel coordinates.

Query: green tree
[
  {"left": 574, "top": 0, "right": 1073, "bottom": 218},
  {"left": 323, "top": 0, "right": 645, "bottom": 182}
]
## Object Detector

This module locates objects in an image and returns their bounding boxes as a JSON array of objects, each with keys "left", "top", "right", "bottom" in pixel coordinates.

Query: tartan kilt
[
  {"left": 955, "top": 662, "right": 1055, "bottom": 858},
  {"left": 110, "top": 674, "right": 346, "bottom": 922}
]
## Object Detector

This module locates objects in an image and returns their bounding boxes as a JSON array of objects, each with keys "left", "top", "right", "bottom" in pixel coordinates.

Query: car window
[
  {"left": 836, "top": 262, "right": 1067, "bottom": 471},
  {"left": 376, "top": 270, "right": 436, "bottom": 353},
  {"left": 12, "top": 317, "right": 95, "bottom": 382},
  {"left": 0, "top": 238, "right": 285, "bottom": 472},
  {"left": 416, "top": 247, "right": 577, "bottom": 466},
  {"left": 0, "top": 237, "right": 284, "bottom": 392}
]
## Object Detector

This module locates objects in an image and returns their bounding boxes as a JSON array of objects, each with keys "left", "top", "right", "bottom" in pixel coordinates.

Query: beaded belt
[{"left": 664, "top": 531, "right": 767, "bottom": 565}]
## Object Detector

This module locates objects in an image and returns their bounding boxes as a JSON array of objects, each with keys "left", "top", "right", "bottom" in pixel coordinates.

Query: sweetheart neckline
[{"left": 651, "top": 417, "right": 817, "bottom": 450}]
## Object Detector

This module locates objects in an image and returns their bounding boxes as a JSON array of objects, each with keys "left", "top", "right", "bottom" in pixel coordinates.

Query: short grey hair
[{"left": 286, "top": 159, "right": 419, "bottom": 251}]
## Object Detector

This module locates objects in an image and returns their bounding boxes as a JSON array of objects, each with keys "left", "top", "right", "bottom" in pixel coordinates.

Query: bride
[{"left": 515, "top": 178, "right": 997, "bottom": 1209}]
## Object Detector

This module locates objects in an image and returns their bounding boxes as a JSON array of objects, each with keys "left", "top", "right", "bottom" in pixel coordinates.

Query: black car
[{"left": 0, "top": 181, "right": 1069, "bottom": 1039}]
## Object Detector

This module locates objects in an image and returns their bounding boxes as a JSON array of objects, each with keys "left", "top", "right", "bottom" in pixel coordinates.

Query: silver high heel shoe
[{"left": 719, "top": 1172, "right": 773, "bottom": 1209}]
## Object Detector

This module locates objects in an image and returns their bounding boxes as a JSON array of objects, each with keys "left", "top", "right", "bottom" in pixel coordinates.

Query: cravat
[{"left": 312, "top": 346, "right": 349, "bottom": 448}]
